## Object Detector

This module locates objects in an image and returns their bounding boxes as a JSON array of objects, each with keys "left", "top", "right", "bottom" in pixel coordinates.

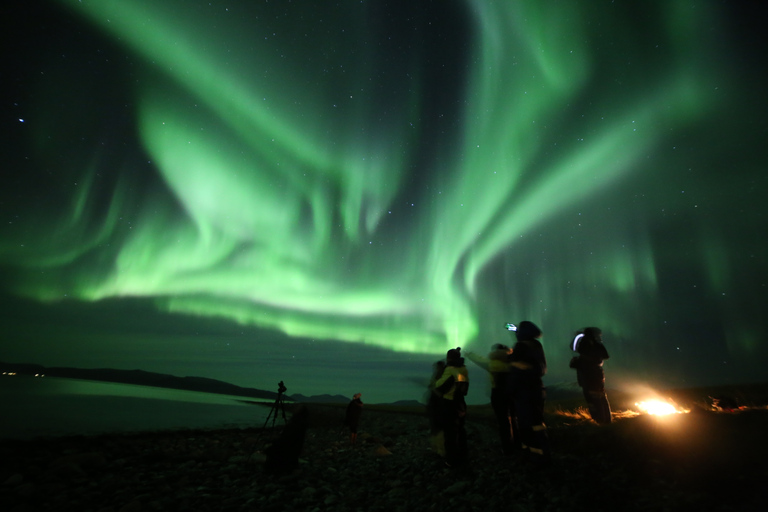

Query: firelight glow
[{"left": 635, "top": 400, "right": 688, "bottom": 416}]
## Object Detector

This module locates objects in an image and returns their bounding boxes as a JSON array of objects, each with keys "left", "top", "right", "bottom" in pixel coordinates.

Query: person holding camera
[{"left": 466, "top": 343, "right": 518, "bottom": 456}]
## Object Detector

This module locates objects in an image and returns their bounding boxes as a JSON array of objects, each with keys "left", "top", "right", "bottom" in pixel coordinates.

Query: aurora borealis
[{"left": 2, "top": 0, "right": 767, "bottom": 403}]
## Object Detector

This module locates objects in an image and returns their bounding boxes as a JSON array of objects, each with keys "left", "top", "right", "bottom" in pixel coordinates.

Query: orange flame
[{"left": 635, "top": 399, "right": 688, "bottom": 415}]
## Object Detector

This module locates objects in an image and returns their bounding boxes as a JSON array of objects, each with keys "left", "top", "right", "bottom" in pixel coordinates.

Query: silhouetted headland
[{"left": 1, "top": 361, "right": 286, "bottom": 402}]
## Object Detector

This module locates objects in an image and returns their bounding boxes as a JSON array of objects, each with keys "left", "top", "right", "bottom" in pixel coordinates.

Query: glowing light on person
[{"left": 571, "top": 333, "right": 584, "bottom": 352}]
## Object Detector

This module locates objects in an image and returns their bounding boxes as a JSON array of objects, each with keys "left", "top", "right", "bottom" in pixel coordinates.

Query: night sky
[{"left": 2, "top": 0, "right": 767, "bottom": 404}]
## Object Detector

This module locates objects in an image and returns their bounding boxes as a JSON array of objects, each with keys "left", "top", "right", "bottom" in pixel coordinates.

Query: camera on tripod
[{"left": 263, "top": 380, "right": 288, "bottom": 429}]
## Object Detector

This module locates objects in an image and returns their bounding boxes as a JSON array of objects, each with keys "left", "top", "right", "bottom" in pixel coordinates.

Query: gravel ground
[{"left": 2, "top": 403, "right": 766, "bottom": 512}]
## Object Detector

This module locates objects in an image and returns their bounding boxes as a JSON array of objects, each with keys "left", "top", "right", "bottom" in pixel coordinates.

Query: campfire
[{"left": 635, "top": 399, "right": 689, "bottom": 415}]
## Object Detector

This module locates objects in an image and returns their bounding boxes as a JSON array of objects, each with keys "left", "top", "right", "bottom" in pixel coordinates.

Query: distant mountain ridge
[
  {"left": 0, "top": 361, "right": 282, "bottom": 401},
  {"left": 290, "top": 393, "right": 350, "bottom": 404},
  {"left": 0, "top": 362, "right": 419, "bottom": 405}
]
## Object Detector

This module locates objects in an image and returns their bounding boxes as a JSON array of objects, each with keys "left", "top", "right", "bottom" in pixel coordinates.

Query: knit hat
[
  {"left": 583, "top": 327, "right": 602, "bottom": 341},
  {"left": 515, "top": 321, "right": 542, "bottom": 341},
  {"left": 446, "top": 347, "right": 462, "bottom": 362}
]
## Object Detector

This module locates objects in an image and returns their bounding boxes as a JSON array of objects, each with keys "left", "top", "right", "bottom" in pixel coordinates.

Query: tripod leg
[
  {"left": 271, "top": 398, "right": 281, "bottom": 428},
  {"left": 263, "top": 398, "right": 280, "bottom": 429}
]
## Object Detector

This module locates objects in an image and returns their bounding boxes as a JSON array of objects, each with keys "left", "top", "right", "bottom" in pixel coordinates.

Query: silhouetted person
[
  {"left": 434, "top": 347, "right": 470, "bottom": 468},
  {"left": 264, "top": 405, "right": 308, "bottom": 474},
  {"left": 570, "top": 327, "right": 611, "bottom": 424},
  {"left": 507, "top": 321, "right": 550, "bottom": 466},
  {"left": 426, "top": 360, "right": 447, "bottom": 456},
  {"left": 466, "top": 344, "right": 519, "bottom": 456},
  {"left": 344, "top": 393, "right": 363, "bottom": 444}
]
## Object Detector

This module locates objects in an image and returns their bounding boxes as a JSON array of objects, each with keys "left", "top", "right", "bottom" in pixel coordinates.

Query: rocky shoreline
[{"left": 2, "top": 403, "right": 766, "bottom": 511}]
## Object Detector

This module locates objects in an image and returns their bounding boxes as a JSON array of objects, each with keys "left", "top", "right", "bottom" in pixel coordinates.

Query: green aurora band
[{"left": 3, "top": 0, "right": 763, "bottom": 366}]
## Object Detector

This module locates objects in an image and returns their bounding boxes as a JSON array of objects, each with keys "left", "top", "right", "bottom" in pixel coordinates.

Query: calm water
[{"left": 0, "top": 375, "right": 276, "bottom": 439}]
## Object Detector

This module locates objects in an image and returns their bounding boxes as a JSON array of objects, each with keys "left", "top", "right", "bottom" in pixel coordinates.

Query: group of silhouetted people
[
  {"left": 429, "top": 320, "right": 612, "bottom": 470},
  {"left": 339, "top": 320, "right": 611, "bottom": 469}
]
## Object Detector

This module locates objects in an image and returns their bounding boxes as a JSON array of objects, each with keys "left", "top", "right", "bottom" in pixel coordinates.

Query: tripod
[
  {"left": 262, "top": 383, "right": 288, "bottom": 429},
  {"left": 245, "top": 382, "right": 290, "bottom": 463}
]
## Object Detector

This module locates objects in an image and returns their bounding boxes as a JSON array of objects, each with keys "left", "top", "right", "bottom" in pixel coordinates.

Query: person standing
[
  {"left": 466, "top": 344, "right": 519, "bottom": 456},
  {"left": 507, "top": 321, "right": 550, "bottom": 466},
  {"left": 570, "top": 327, "right": 612, "bottom": 424},
  {"left": 344, "top": 393, "right": 364, "bottom": 444},
  {"left": 434, "top": 348, "right": 470, "bottom": 468},
  {"left": 426, "top": 360, "right": 448, "bottom": 456}
]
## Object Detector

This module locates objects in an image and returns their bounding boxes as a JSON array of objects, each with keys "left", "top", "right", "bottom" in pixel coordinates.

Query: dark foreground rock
[{"left": 1, "top": 403, "right": 766, "bottom": 512}]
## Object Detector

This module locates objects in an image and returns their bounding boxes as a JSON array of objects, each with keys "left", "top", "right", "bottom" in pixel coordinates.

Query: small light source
[
  {"left": 572, "top": 333, "right": 584, "bottom": 352},
  {"left": 505, "top": 323, "right": 517, "bottom": 331}
]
